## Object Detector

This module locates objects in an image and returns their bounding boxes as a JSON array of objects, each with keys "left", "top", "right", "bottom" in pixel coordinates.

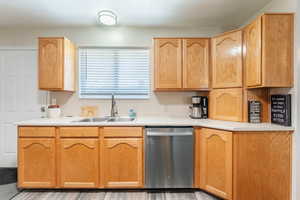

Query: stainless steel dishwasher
[{"left": 145, "top": 127, "right": 194, "bottom": 188}]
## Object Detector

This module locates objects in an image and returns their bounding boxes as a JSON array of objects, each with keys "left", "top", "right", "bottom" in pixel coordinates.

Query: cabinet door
[
  {"left": 39, "top": 38, "right": 64, "bottom": 90},
  {"left": 183, "top": 39, "right": 210, "bottom": 89},
  {"left": 154, "top": 38, "right": 182, "bottom": 89},
  {"left": 245, "top": 17, "right": 262, "bottom": 87},
  {"left": 212, "top": 31, "right": 243, "bottom": 88},
  {"left": 63, "top": 38, "right": 76, "bottom": 91},
  {"left": 103, "top": 138, "right": 143, "bottom": 188},
  {"left": 209, "top": 88, "right": 243, "bottom": 122},
  {"left": 200, "top": 128, "right": 232, "bottom": 200},
  {"left": 59, "top": 139, "right": 99, "bottom": 188},
  {"left": 18, "top": 138, "right": 56, "bottom": 188}
]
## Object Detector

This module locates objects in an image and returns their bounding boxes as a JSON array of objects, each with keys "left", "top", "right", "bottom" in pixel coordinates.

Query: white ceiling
[{"left": 0, "top": 0, "right": 272, "bottom": 28}]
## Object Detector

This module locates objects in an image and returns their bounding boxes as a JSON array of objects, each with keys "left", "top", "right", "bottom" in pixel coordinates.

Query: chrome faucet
[{"left": 110, "top": 93, "right": 118, "bottom": 118}]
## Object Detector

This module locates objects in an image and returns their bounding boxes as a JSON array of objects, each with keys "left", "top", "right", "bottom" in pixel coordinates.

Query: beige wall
[{"left": 0, "top": 26, "right": 221, "bottom": 117}]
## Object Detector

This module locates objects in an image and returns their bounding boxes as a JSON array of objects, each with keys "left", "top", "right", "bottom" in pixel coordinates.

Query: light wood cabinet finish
[
  {"left": 233, "top": 132, "right": 292, "bottom": 200},
  {"left": 195, "top": 128, "right": 292, "bottom": 200},
  {"left": 58, "top": 138, "right": 99, "bottom": 188},
  {"left": 212, "top": 30, "right": 243, "bottom": 88},
  {"left": 103, "top": 127, "right": 143, "bottom": 138},
  {"left": 183, "top": 38, "right": 210, "bottom": 89},
  {"left": 194, "top": 128, "right": 201, "bottom": 188},
  {"left": 244, "top": 14, "right": 294, "bottom": 88},
  {"left": 19, "top": 127, "right": 55, "bottom": 138},
  {"left": 39, "top": 37, "right": 76, "bottom": 91},
  {"left": 209, "top": 88, "right": 243, "bottom": 122},
  {"left": 103, "top": 138, "right": 144, "bottom": 188},
  {"left": 59, "top": 127, "right": 99, "bottom": 138},
  {"left": 154, "top": 38, "right": 182, "bottom": 89},
  {"left": 199, "top": 128, "right": 232, "bottom": 200},
  {"left": 18, "top": 138, "right": 56, "bottom": 188},
  {"left": 244, "top": 17, "right": 262, "bottom": 87}
]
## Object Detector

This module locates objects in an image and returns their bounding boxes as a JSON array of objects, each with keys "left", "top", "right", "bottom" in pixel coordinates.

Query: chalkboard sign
[
  {"left": 271, "top": 94, "right": 291, "bottom": 126},
  {"left": 248, "top": 101, "right": 261, "bottom": 123}
]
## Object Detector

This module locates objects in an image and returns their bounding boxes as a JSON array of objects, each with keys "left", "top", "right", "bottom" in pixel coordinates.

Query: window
[{"left": 79, "top": 47, "right": 150, "bottom": 99}]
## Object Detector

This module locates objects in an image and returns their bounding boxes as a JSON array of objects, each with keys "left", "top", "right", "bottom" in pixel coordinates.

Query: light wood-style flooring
[{"left": 11, "top": 190, "right": 220, "bottom": 200}]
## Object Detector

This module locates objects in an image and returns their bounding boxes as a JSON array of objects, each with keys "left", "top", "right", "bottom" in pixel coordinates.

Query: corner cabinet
[
  {"left": 38, "top": 37, "right": 76, "bottom": 91},
  {"left": 244, "top": 14, "right": 294, "bottom": 88},
  {"left": 195, "top": 128, "right": 292, "bottom": 200},
  {"left": 154, "top": 38, "right": 210, "bottom": 91},
  {"left": 211, "top": 30, "right": 243, "bottom": 89},
  {"left": 199, "top": 128, "right": 233, "bottom": 200}
]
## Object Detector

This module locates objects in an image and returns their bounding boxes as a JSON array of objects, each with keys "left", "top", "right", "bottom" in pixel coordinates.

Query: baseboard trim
[{"left": 0, "top": 168, "right": 17, "bottom": 185}]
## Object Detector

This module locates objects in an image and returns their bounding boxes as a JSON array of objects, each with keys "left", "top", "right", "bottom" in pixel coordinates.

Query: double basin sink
[{"left": 73, "top": 116, "right": 135, "bottom": 123}]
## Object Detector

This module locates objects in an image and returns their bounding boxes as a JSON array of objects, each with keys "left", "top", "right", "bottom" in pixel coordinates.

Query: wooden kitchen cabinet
[
  {"left": 183, "top": 38, "right": 210, "bottom": 89},
  {"left": 154, "top": 38, "right": 182, "bottom": 89},
  {"left": 195, "top": 128, "right": 292, "bottom": 200},
  {"left": 199, "top": 128, "right": 233, "bottom": 200},
  {"left": 211, "top": 30, "right": 243, "bottom": 88},
  {"left": 233, "top": 132, "right": 292, "bottom": 200},
  {"left": 103, "top": 138, "right": 144, "bottom": 188},
  {"left": 58, "top": 138, "right": 99, "bottom": 188},
  {"left": 18, "top": 138, "right": 56, "bottom": 188},
  {"left": 154, "top": 38, "right": 210, "bottom": 91},
  {"left": 39, "top": 37, "right": 76, "bottom": 91},
  {"left": 244, "top": 14, "right": 294, "bottom": 88},
  {"left": 209, "top": 88, "right": 243, "bottom": 122}
]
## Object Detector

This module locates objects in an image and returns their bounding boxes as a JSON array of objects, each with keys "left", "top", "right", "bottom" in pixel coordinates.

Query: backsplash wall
[{"left": 0, "top": 26, "right": 222, "bottom": 117}]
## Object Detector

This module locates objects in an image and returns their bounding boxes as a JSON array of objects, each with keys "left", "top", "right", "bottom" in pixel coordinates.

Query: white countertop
[{"left": 15, "top": 116, "right": 294, "bottom": 132}]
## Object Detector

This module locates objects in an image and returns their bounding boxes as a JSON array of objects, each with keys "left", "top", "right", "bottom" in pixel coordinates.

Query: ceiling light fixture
[{"left": 97, "top": 10, "right": 117, "bottom": 26}]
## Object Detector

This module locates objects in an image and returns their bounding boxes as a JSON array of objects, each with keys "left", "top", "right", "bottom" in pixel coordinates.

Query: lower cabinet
[
  {"left": 18, "top": 138, "right": 56, "bottom": 188},
  {"left": 103, "top": 138, "right": 144, "bottom": 188},
  {"left": 199, "top": 128, "right": 233, "bottom": 200},
  {"left": 18, "top": 126, "right": 144, "bottom": 189},
  {"left": 195, "top": 128, "right": 292, "bottom": 200},
  {"left": 58, "top": 138, "right": 99, "bottom": 188}
]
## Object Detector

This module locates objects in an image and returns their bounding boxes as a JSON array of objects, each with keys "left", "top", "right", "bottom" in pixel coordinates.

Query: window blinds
[{"left": 79, "top": 47, "right": 150, "bottom": 99}]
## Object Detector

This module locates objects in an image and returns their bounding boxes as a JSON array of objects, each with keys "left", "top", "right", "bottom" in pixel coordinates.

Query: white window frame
[{"left": 78, "top": 47, "right": 150, "bottom": 100}]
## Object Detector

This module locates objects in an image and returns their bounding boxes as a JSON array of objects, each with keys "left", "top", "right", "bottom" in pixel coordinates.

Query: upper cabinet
[
  {"left": 212, "top": 30, "right": 243, "bottom": 89},
  {"left": 154, "top": 38, "right": 210, "bottom": 91},
  {"left": 244, "top": 14, "right": 294, "bottom": 88},
  {"left": 38, "top": 37, "right": 76, "bottom": 91},
  {"left": 183, "top": 39, "right": 210, "bottom": 89},
  {"left": 154, "top": 38, "right": 182, "bottom": 89},
  {"left": 209, "top": 88, "right": 243, "bottom": 122}
]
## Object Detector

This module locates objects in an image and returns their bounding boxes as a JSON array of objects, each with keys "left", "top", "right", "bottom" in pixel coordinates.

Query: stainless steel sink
[
  {"left": 74, "top": 117, "right": 109, "bottom": 122},
  {"left": 107, "top": 117, "right": 135, "bottom": 122},
  {"left": 73, "top": 117, "right": 135, "bottom": 123}
]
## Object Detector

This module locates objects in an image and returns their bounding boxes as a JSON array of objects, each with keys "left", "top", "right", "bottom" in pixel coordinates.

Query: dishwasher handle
[{"left": 146, "top": 131, "right": 193, "bottom": 136}]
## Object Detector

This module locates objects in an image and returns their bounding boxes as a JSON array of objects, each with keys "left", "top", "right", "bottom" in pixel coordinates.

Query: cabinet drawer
[
  {"left": 19, "top": 127, "right": 55, "bottom": 137},
  {"left": 103, "top": 127, "right": 143, "bottom": 138},
  {"left": 59, "top": 127, "right": 99, "bottom": 138}
]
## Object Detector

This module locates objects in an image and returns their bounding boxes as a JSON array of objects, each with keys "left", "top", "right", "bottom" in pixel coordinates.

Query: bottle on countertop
[{"left": 129, "top": 109, "right": 137, "bottom": 119}]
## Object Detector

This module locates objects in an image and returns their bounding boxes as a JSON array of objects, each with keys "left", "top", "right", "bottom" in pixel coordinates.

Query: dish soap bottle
[{"left": 128, "top": 109, "right": 137, "bottom": 119}]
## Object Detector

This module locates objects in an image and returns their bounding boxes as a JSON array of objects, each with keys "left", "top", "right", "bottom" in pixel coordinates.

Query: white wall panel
[{"left": 0, "top": 49, "right": 46, "bottom": 167}]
